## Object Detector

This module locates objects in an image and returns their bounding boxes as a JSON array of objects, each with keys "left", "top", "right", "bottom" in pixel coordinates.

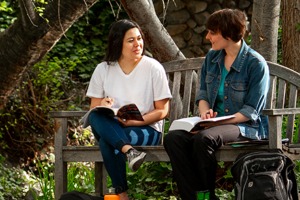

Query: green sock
[{"left": 196, "top": 191, "right": 210, "bottom": 200}]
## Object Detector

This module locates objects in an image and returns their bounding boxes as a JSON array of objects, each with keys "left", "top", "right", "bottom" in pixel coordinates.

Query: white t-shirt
[{"left": 86, "top": 55, "right": 172, "bottom": 132}]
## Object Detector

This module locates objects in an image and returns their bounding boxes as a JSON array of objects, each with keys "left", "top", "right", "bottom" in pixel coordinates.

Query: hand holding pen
[{"left": 102, "top": 96, "right": 114, "bottom": 107}]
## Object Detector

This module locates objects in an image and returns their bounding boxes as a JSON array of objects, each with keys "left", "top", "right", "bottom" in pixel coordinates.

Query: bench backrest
[
  {"left": 162, "top": 57, "right": 300, "bottom": 145},
  {"left": 164, "top": 57, "right": 204, "bottom": 123}
]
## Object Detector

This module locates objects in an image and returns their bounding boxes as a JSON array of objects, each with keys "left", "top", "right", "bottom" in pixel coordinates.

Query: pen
[
  {"left": 106, "top": 96, "right": 110, "bottom": 103},
  {"left": 105, "top": 96, "right": 114, "bottom": 106}
]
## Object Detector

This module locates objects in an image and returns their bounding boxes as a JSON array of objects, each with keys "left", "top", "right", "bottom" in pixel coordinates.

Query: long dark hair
[{"left": 104, "top": 19, "right": 145, "bottom": 64}]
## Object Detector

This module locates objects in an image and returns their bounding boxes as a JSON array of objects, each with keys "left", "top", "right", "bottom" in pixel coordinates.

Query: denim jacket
[{"left": 196, "top": 40, "right": 270, "bottom": 139}]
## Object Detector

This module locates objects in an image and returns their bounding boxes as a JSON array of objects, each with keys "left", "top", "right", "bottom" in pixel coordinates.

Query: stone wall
[{"left": 153, "top": 0, "right": 253, "bottom": 58}]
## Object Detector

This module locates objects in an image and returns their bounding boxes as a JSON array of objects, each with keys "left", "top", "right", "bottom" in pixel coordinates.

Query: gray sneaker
[{"left": 126, "top": 148, "right": 146, "bottom": 171}]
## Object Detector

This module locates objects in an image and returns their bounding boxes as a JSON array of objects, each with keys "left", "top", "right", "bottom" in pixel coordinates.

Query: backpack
[
  {"left": 231, "top": 149, "right": 298, "bottom": 200},
  {"left": 59, "top": 191, "right": 104, "bottom": 200}
]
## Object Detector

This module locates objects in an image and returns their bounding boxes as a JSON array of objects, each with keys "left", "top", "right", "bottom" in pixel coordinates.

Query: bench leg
[
  {"left": 268, "top": 115, "right": 282, "bottom": 149},
  {"left": 55, "top": 161, "right": 67, "bottom": 200},
  {"left": 95, "top": 162, "right": 107, "bottom": 196},
  {"left": 54, "top": 117, "right": 68, "bottom": 200}
]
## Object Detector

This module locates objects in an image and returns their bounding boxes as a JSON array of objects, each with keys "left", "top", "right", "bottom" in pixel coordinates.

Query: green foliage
[
  {"left": 67, "top": 162, "right": 95, "bottom": 192},
  {"left": 32, "top": 55, "right": 86, "bottom": 110},
  {"left": 281, "top": 114, "right": 299, "bottom": 143},
  {"left": 0, "top": 55, "right": 81, "bottom": 162},
  {"left": 277, "top": 19, "right": 283, "bottom": 64},
  {"left": 1, "top": 146, "right": 300, "bottom": 199},
  {"left": 33, "top": 0, "right": 48, "bottom": 19},
  {"left": 296, "top": 23, "right": 300, "bottom": 32},
  {"left": 32, "top": 159, "right": 55, "bottom": 200},
  {"left": 49, "top": 1, "right": 127, "bottom": 81},
  {"left": 294, "top": 160, "right": 300, "bottom": 184},
  {"left": 0, "top": 155, "right": 27, "bottom": 200},
  {"left": 0, "top": 0, "right": 127, "bottom": 164},
  {"left": 215, "top": 188, "right": 235, "bottom": 200},
  {"left": 0, "top": 1, "right": 17, "bottom": 31},
  {"left": 127, "top": 162, "right": 178, "bottom": 199},
  {"left": 0, "top": 2, "right": 127, "bottom": 198}
]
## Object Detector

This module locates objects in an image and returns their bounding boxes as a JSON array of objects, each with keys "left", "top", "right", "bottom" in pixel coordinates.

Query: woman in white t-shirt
[{"left": 86, "top": 19, "right": 172, "bottom": 200}]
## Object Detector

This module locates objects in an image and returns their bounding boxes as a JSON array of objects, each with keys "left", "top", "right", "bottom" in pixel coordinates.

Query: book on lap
[
  {"left": 169, "top": 115, "right": 235, "bottom": 132},
  {"left": 80, "top": 103, "right": 144, "bottom": 128}
]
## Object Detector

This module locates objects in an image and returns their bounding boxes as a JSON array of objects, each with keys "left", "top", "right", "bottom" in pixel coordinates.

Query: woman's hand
[
  {"left": 200, "top": 109, "right": 217, "bottom": 119},
  {"left": 90, "top": 97, "right": 114, "bottom": 109},
  {"left": 117, "top": 118, "right": 142, "bottom": 127},
  {"left": 119, "top": 98, "right": 170, "bottom": 127},
  {"left": 101, "top": 97, "right": 114, "bottom": 107}
]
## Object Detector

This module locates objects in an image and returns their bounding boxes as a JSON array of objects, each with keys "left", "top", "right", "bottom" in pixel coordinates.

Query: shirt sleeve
[
  {"left": 86, "top": 62, "right": 107, "bottom": 98},
  {"left": 239, "top": 60, "right": 269, "bottom": 121}
]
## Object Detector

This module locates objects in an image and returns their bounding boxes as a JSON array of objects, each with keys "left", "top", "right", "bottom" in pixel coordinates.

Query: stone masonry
[{"left": 153, "top": 0, "right": 253, "bottom": 58}]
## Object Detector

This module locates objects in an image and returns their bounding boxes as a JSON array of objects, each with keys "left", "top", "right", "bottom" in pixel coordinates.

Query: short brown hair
[{"left": 206, "top": 9, "right": 247, "bottom": 42}]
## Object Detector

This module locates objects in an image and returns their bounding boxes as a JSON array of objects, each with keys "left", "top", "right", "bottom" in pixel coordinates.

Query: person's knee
[
  {"left": 92, "top": 129, "right": 100, "bottom": 141},
  {"left": 193, "top": 132, "right": 212, "bottom": 145},
  {"left": 164, "top": 130, "right": 181, "bottom": 145},
  {"left": 193, "top": 131, "right": 221, "bottom": 150},
  {"left": 89, "top": 111, "right": 106, "bottom": 124}
]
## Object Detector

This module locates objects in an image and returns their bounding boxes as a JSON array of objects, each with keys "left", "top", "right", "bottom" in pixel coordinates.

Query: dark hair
[
  {"left": 206, "top": 9, "right": 247, "bottom": 42},
  {"left": 104, "top": 19, "right": 145, "bottom": 64}
]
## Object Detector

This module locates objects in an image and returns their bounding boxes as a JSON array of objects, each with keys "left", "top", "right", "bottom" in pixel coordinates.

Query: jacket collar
[{"left": 211, "top": 40, "right": 249, "bottom": 72}]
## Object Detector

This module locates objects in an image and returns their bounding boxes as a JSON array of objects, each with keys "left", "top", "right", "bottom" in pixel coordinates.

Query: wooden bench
[{"left": 50, "top": 57, "right": 300, "bottom": 199}]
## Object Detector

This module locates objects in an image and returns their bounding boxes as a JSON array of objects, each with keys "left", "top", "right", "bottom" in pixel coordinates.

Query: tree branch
[
  {"left": 19, "top": 0, "right": 39, "bottom": 28},
  {"left": 0, "top": 0, "right": 98, "bottom": 108},
  {"left": 120, "top": 0, "right": 185, "bottom": 62}
]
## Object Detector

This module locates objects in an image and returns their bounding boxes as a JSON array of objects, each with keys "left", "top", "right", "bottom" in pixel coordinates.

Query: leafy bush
[
  {"left": 127, "top": 162, "right": 178, "bottom": 199},
  {"left": 0, "top": 1, "right": 127, "bottom": 198},
  {"left": 0, "top": 0, "right": 17, "bottom": 32},
  {"left": 0, "top": 0, "right": 126, "bottom": 164},
  {"left": 0, "top": 155, "right": 29, "bottom": 200},
  {"left": 67, "top": 162, "right": 96, "bottom": 193}
]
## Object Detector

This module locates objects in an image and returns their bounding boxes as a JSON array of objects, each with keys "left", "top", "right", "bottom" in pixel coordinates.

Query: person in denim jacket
[{"left": 164, "top": 9, "right": 269, "bottom": 200}]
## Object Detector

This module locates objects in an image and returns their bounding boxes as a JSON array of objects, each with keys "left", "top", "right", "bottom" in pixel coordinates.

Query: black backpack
[
  {"left": 59, "top": 191, "right": 103, "bottom": 200},
  {"left": 231, "top": 149, "right": 298, "bottom": 200}
]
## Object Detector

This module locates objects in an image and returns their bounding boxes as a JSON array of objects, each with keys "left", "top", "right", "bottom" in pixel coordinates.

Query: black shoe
[
  {"left": 210, "top": 193, "right": 220, "bottom": 200},
  {"left": 126, "top": 148, "right": 146, "bottom": 171}
]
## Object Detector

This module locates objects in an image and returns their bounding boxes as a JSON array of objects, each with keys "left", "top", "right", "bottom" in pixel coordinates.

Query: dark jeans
[
  {"left": 89, "top": 111, "right": 161, "bottom": 193},
  {"left": 163, "top": 125, "right": 245, "bottom": 200}
]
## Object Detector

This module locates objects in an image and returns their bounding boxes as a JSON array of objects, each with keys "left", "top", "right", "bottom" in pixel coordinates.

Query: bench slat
[
  {"left": 266, "top": 75, "right": 277, "bottom": 109},
  {"left": 182, "top": 70, "right": 194, "bottom": 118}
]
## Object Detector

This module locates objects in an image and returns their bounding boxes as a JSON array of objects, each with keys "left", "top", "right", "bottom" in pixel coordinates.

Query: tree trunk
[
  {"left": 0, "top": 0, "right": 98, "bottom": 109},
  {"left": 120, "top": 0, "right": 187, "bottom": 117},
  {"left": 120, "top": 0, "right": 185, "bottom": 62},
  {"left": 282, "top": 0, "right": 300, "bottom": 72},
  {"left": 0, "top": 0, "right": 185, "bottom": 110},
  {"left": 250, "top": 0, "right": 281, "bottom": 62}
]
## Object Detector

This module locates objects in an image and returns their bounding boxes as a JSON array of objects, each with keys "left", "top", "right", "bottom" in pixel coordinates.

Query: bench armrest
[
  {"left": 263, "top": 108, "right": 300, "bottom": 116},
  {"left": 262, "top": 108, "right": 300, "bottom": 149},
  {"left": 49, "top": 111, "right": 87, "bottom": 118}
]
